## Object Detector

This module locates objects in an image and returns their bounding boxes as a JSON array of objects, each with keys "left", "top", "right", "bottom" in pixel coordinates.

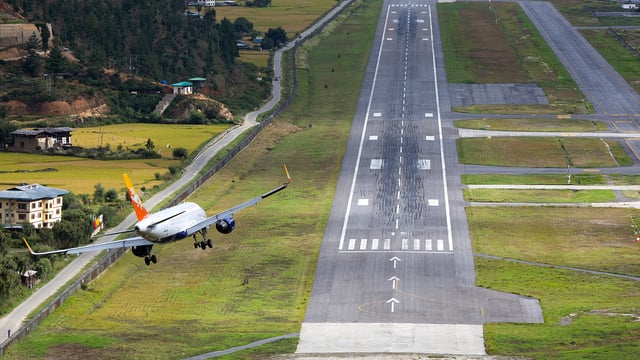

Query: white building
[{"left": 0, "top": 184, "right": 69, "bottom": 229}]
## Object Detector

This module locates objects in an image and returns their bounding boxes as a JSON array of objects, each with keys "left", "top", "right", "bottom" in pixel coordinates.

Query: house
[
  {"left": 8, "top": 127, "right": 73, "bottom": 153},
  {"left": 0, "top": 183, "right": 69, "bottom": 229},
  {"left": 171, "top": 81, "right": 193, "bottom": 95},
  {"left": 186, "top": 0, "right": 216, "bottom": 6}
]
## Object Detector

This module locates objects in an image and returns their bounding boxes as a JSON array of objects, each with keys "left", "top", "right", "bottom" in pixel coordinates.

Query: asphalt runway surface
[{"left": 297, "top": 1, "right": 542, "bottom": 355}]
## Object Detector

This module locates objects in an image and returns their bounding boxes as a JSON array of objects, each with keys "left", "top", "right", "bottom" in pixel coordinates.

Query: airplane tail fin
[{"left": 123, "top": 174, "right": 149, "bottom": 221}]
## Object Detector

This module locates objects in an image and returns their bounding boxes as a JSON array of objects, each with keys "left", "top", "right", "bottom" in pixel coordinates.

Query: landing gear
[
  {"left": 144, "top": 254, "right": 157, "bottom": 266},
  {"left": 133, "top": 245, "right": 157, "bottom": 266},
  {"left": 193, "top": 229, "right": 213, "bottom": 251}
]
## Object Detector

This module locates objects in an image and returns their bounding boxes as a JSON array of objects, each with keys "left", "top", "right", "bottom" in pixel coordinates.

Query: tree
[
  {"left": 104, "top": 188, "right": 118, "bottom": 202},
  {"left": 37, "top": 23, "right": 51, "bottom": 51},
  {"left": 145, "top": 138, "right": 155, "bottom": 151},
  {"left": 22, "top": 32, "right": 42, "bottom": 77},
  {"left": 93, "top": 183, "right": 105, "bottom": 203},
  {"left": 233, "top": 17, "right": 254, "bottom": 34},
  {"left": 265, "top": 27, "right": 287, "bottom": 48},
  {"left": 172, "top": 147, "right": 188, "bottom": 159},
  {"left": 217, "top": 18, "right": 239, "bottom": 64},
  {"left": 45, "top": 44, "right": 68, "bottom": 74},
  {"left": 0, "top": 122, "right": 17, "bottom": 150}
]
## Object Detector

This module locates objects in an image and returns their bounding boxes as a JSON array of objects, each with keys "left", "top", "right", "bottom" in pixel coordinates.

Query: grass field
[
  {"left": 468, "top": 206, "right": 640, "bottom": 278},
  {"left": 0, "top": 152, "right": 176, "bottom": 194},
  {"left": 2, "top": 0, "right": 380, "bottom": 358},
  {"left": 457, "top": 137, "right": 630, "bottom": 168},
  {"left": 72, "top": 123, "right": 231, "bottom": 158},
  {"left": 0, "top": 123, "right": 231, "bottom": 194},
  {"left": 462, "top": 173, "right": 607, "bottom": 185},
  {"left": 438, "top": 2, "right": 588, "bottom": 114},
  {"left": 454, "top": 118, "right": 608, "bottom": 132},
  {"left": 213, "top": 0, "right": 335, "bottom": 34},
  {"left": 463, "top": 188, "right": 616, "bottom": 203},
  {"left": 478, "top": 257, "right": 640, "bottom": 358}
]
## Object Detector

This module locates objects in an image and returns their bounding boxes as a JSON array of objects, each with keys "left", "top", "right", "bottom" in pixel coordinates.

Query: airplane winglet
[
  {"left": 284, "top": 164, "right": 291, "bottom": 183},
  {"left": 23, "top": 238, "right": 35, "bottom": 255}
]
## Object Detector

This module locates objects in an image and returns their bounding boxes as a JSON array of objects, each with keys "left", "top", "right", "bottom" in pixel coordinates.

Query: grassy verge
[
  {"left": 2, "top": 0, "right": 382, "bottom": 358},
  {"left": 463, "top": 188, "right": 616, "bottom": 203},
  {"left": 454, "top": 118, "right": 608, "bottom": 132},
  {"left": 468, "top": 206, "right": 640, "bottom": 277},
  {"left": 581, "top": 28, "right": 640, "bottom": 95},
  {"left": 457, "top": 137, "right": 630, "bottom": 168},
  {"left": 462, "top": 173, "right": 607, "bottom": 185}
]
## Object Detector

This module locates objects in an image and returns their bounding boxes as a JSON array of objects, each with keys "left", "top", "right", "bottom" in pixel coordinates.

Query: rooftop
[{"left": 0, "top": 184, "right": 69, "bottom": 201}]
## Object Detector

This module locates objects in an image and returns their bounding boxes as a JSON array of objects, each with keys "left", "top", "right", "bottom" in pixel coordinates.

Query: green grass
[
  {"left": 213, "top": 0, "right": 336, "bottom": 34},
  {"left": 72, "top": 123, "right": 231, "bottom": 158},
  {"left": 467, "top": 207, "right": 640, "bottom": 276},
  {"left": 477, "top": 257, "right": 640, "bottom": 359},
  {"left": 457, "top": 137, "right": 630, "bottom": 168},
  {"left": 438, "top": 2, "right": 589, "bottom": 114},
  {"left": 2, "top": 0, "right": 381, "bottom": 358},
  {"left": 462, "top": 173, "right": 607, "bottom": 185},
  {"left": 463, "top": 189, "right": 616, "bottom": 203},
  {"left": 454, "top": 118, "right": 608, "bottom": 132},
  {"left": 0, "top": 123, "right": 231, "bottom": 194},
  {"left": 0, "top": 152, "right": 177, "bottom": 194}
]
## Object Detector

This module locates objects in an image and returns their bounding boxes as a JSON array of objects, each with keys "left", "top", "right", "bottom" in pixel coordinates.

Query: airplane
[{"left": 24, "top": 165, "right": 291, "bottom": 265}]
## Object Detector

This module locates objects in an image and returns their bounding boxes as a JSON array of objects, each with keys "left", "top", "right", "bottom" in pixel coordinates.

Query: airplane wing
[
  {"left": 23, "top": 237, "right": 154, "bottom": 256},
  {"left": 184, "top": 165, "right": 291, "bottom": 236}
]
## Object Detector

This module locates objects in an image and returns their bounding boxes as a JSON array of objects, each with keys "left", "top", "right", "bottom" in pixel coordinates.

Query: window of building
[
  {"left": 18, "top": 203, "right": 27, "bottom": 210},
  {"left": 18, "top": 214, "right": 26, "bottom": 220}
]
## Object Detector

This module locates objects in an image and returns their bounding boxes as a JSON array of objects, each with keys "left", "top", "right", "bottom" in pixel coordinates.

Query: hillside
[{"left": 0, "top": 0, "right": 271, "bottom": 124}]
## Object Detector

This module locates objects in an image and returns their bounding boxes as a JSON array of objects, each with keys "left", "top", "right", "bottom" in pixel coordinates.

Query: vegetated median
[{"left": 457, "top": 137, "right": 631, "bottom": 168}]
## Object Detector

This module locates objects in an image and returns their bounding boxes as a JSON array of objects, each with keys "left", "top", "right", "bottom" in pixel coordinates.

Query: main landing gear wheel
[
  {"left": 197, "top": 239, "right": 213, "bottom": 250},
  {"left": 196, "top": 239, "right": 213, "bottom": 250},
  {"left": 144, "top": 255, "right": 157, "bottom": 266}
]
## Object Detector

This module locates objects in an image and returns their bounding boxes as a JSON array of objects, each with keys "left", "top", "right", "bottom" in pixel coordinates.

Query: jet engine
[
  {"left": 132, "top": 244, "right": 153, "bottom": 258},
  {"left": 216, "top": 216, "right": 236, "bottom": 234}
]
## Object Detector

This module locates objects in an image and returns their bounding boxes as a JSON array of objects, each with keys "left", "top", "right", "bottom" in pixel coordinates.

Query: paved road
[{"left": 520, "top": 1, "right": 640, "bottom": 116}]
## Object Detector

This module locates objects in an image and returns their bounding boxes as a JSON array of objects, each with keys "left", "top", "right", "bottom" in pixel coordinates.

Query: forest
[{"left": 1, "top": 0, "right": 284, "bottom": 116}]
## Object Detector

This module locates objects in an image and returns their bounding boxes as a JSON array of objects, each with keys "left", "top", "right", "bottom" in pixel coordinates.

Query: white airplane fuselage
[{"left": 135, "top": 202, "right": 206, "bottom": 243}]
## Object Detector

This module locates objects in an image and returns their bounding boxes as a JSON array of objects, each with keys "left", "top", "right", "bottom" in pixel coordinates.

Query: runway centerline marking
[{"left": 338, "top": 4, "right": 453, "bottom": 252}]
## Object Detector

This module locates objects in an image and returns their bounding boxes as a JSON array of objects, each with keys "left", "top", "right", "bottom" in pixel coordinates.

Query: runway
[{"left": 297, "top": 0, "right": 542, "bottom": 355}]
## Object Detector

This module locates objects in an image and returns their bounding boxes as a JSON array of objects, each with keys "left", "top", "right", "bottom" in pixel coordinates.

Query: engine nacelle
[
  {"left": 132, "top": 245, "right": 153, "bottom": 258},
  {"left": 216, "top": 216, "right": 236, "bottom": 234}
]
